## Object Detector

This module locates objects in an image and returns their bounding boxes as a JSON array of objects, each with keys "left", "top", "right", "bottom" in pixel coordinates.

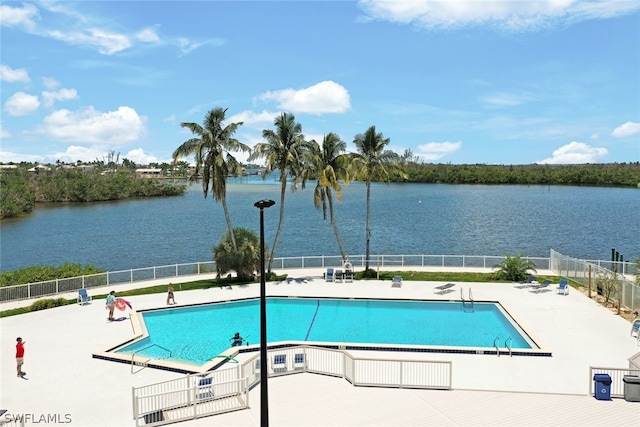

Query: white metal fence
[
  {"left": 132, "top": 345, "right": 452, "bottom": 426},
  {"left": 0, "top": 254, "right": 550, "bottom": 303},
  {"left": 551, "top": 250, "right": 639, "bottom": 311}
]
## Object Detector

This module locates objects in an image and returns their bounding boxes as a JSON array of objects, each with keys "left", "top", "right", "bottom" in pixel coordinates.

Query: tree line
[
  {"left": 0, "top": 167, "right": 185, "bottom": 219},
  {"left": 396, "top": 162, "right": 640, "bottom": 187}
]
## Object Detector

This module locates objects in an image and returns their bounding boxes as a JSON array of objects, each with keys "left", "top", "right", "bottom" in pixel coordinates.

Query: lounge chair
[
  {"left": 515, "top": 276, "right": 537, "bottom": 288},
  {"left": 77, "top": 288, "right": 92, "bottom": 305},
  {"left": 325, "top": 268, "right": 335, "bottom": 282},
  {"left": 343, "top": 261, "right": 353, "bottom": 283},
  {"left": 631, "top": 319, "right": 640, "bottom": 341},
  {"left": 556, "top": 279, "right": 569, "bottom": 295},
  {"left": 434, "top": 283, "right": 455, "bottom": 295},
  {"left": 529, "top": 279, "right": 553, "bottom": 293},
  {"left": 195, "top": 376, "right": 213, "bottom": 400},
  {"left": 293, "top": 353, "right": 306, "bottom": 371},
  {"left": 391, "top": 276, "right": 402, "bottom": 288},
  {"left": 272, "top": 354, "right": 287, "bottom": 373}
]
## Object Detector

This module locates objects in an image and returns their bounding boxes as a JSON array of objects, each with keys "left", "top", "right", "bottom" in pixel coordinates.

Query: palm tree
[
  {"left": 306, "top": 133, "right": 349, "bottom": 261},
  {"left": 213, "top": 227, "right": 263, "bottom": 281},
  {"left": 249, "top": 112, "right": 308, "bottom": 272},
  {"left": 350, "top": 125, "right": 405, "bottom": 273},
  {"left": 492, "top": 254, "right": 537, "bottom": 282},
  {"left": 173, "top": 107, "right": 250, "bottom": 252}
]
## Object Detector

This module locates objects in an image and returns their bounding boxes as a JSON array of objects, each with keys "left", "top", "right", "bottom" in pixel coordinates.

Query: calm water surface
[
  {"left": 1, "top": 180, "right": 638, "bottom": 272},
  {"left": 117, "top": 298, "right": 532, "bottom": 364}
]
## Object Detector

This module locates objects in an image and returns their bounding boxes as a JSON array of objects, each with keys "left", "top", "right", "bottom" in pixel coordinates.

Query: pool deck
[{"left": 1, "top": 268, "right": 639, "bottom": 426}]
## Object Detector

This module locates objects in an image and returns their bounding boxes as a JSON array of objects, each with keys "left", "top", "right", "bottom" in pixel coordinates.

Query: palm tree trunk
[
  {"left": 327, "top": 191, "right": 346, "bottom": 261},
  {"left": 267, "top": 172, "right": 287, "bottom": 272},
  {"left": 221, "top": 197, "right": 238, "bottom": 253},
  {"left": 365, "top": 180, "right": 371, "bottom": 271}
]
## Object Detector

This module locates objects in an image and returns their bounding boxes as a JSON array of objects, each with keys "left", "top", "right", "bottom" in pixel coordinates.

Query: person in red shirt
[{"left": 16, "top": 337, "right": 26, "bottom": 377}]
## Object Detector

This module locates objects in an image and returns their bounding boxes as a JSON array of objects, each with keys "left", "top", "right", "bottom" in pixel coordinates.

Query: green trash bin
[{"left": 622, "top": 375, "right": 640, "bottom": 402}]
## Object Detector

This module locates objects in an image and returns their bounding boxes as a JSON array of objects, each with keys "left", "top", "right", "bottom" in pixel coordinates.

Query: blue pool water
[{"left": 116, "top": 298, "right": 534, "bottom": 365}]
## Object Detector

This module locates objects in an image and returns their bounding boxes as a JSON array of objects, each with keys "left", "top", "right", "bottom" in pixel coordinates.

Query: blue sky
[{"left": 1, "top": 0, "right": 639, "bottom": 166}]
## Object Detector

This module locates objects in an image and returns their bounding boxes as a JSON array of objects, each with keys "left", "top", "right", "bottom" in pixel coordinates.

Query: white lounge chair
[
  {"left": 293, "top": 353, "right": 306, "bottom": 371},
  {"left": 272, "top": 354, "right": 287, "bottom": 373}
]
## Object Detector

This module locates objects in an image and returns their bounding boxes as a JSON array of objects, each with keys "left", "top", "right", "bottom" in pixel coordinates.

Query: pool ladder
[
  {"left": 130, "top": 344, "right": 172, "bottom": 373},
  {"left": 461, "top": 288, "right": 474, "bottom": 312},
  {"left": 493, "top": 336, "right": 513, "bottom": 357}
]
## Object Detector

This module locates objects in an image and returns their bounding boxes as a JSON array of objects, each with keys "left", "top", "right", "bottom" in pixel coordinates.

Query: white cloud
[
  {"left": 47, "top": 28, "right": 132, "bottom": 55},
  {"left": 227, "top": 110, "right": 279, "bottom": 127},
  {"left": 42, "top": 77, "right": 59, "bottom": 89},
  {"left": 4, "top": 92, "right": 40, "bottom": 116},
  {"left": 135, "top": 27, "right": 160, "bottom": 43},
  {"left": 42, "top": 88, "right": 78, "bottom": 107},
  {"left": 537, "top": 141, "right": 607, "bottom": 164},
  {"left": 49, "top": 145, "right": 108, "bottom": 163},
  {"left": 611, "top": 121, "right": 640, "bottom": 138},
  {"left": 357, "top": 0, "right": 640, "bottom": 31},
  {"left": 123, "top": 148, "right": 158, "bottom": 165},
  {"left": 483, "top": 92, "right": 531, "bottom": 107},
  {"left": 259, "top": 81, "right": 351, "bottom": 115},
  {"left": 0, "top": 124, "right": 11, "bottom": 139},
  {"left": 0, "top": 3, "right": 39, "bottom": 30},
  {"left": 416, "top": 141, "right": 462, "bottom": 161},
  {"left": 0, "top": 150, "right": 43, "bottom": 163},
  {"left": 0, "top": 65, "right": 30, "bottom": 83},
  {"left": 36, "top": 106, "right": 146, "bottom": 145}
]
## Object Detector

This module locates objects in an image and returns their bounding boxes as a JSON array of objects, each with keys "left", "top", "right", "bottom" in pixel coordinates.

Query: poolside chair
[
  {"left": 391, "top": 276, "right": 403, "bottom": 288},
  {"left": 77, "top": 288, "right": 92, "bottom": 305},
  {"left": 325, "top": 268, "right": 335, "bottom": 282},
  {"left": 272, "top": 354, "right": 287, "bottom": 373},
  {"left": 343, "top": 261, "right": 353, "bottom": 283},
  {"left": 195, "top": 376, "right": 214, "bottom": 400},
  {"left": 434, "top": 283, "right": 455, "bottom": 295},
  {"left": 293, "top": 353, "right": 306, "bottom": 371},
  {"left": 631, "top": 319, "right": 640, "bottom": 342},
  {"left": 556, "top": 279, "right": 569, "bottom": 295},
  {"left": 529, "top": 279, "right": 553, "bottom": 294}
]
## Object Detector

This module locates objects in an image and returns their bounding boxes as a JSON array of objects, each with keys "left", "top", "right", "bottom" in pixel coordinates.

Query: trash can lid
[
  {"left": 593, "top": 373, "right": 612, "bottom": 381},
  {"left": 623, "top": 375, "right": 640, "bottom": 384}
]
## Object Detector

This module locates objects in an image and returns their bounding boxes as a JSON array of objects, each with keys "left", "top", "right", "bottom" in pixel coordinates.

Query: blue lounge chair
[
  {"left": 325, "top": 268, "right": 335, "bottom": 282},
  {"left": 631, "top": 319, "right": 640, "bottom": 342},
  {"left": 556, "top": 279, "right": 569, "bottom": 295},
  {"left": 392, "top": 276, "right": 402, "bottom": 288},
  {"left": 77, "top": 288, "right": 92, "bottom": 305}
]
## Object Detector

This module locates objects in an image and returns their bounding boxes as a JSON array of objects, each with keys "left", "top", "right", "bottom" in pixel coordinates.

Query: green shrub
[{"left": 30, "top": 298, "right": 68, "bottom": 311}]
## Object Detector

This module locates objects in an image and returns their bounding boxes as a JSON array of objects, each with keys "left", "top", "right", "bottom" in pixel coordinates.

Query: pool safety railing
[
  {"left": 461, "top": 288, "right": 474, "bottom": 312},
  {"left": 493, "top": 337, "right": 513, "bottom": 358},
  {"left": 132, "top": 345, "right": 452, "bottom": 426},
  {"left": 131, "top": 344, "right": 172, "bottom": 374}
]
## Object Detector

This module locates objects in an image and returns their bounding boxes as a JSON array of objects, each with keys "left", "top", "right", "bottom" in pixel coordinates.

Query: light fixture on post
[{"left": 254, "top": 199, "right": 275, "bottom": 427}]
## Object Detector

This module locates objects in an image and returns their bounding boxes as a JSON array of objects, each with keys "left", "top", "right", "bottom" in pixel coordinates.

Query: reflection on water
[{"left": 1, "top": 183, "right": 638, "bottom": 271}]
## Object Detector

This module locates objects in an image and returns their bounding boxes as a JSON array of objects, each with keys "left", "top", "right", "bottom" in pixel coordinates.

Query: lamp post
[{"left": 254, "top": 199, "right": 275, "bottom": 427}]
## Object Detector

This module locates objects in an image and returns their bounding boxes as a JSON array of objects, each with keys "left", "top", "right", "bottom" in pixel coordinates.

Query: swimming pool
[{"left": 115, "top": 297, "right": 540, "bottom": 365}]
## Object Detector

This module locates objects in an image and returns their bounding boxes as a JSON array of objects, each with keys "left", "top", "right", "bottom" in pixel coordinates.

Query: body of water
[
  {"left": 1, "top": 179, "right": 638, "bottom": 272},
  {"left": 116, "top": 297, "right": 533, "bottom": 365}
]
